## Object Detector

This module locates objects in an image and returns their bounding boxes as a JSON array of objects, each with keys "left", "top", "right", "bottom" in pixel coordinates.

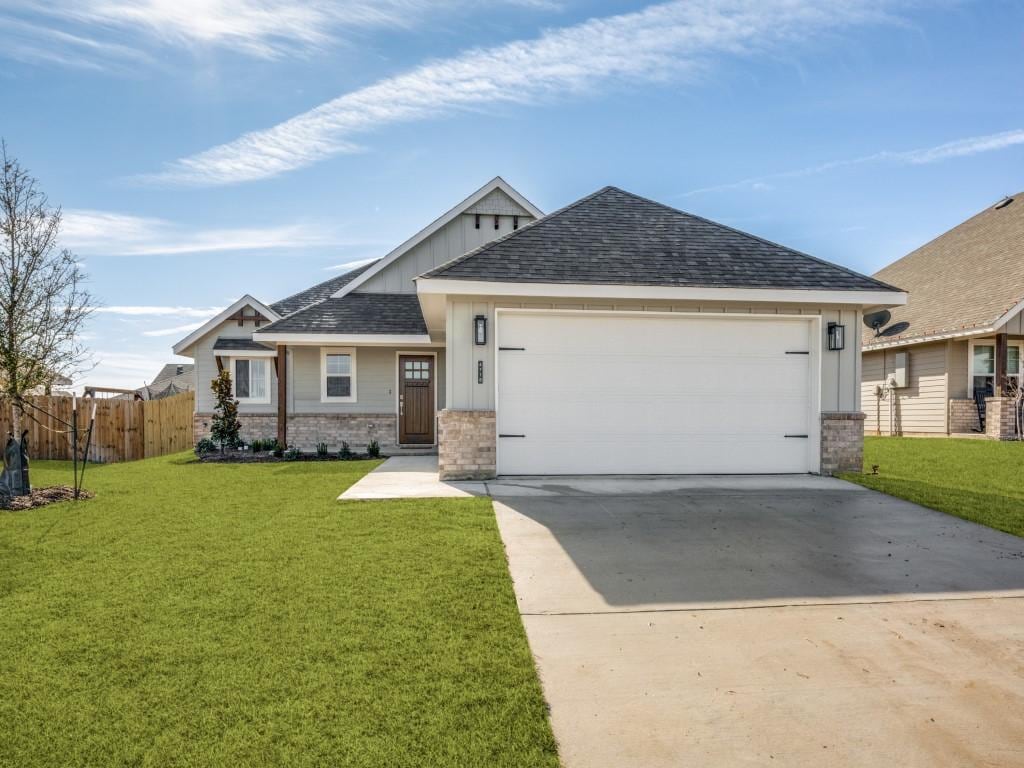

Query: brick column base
[
  {"left": 985, "top": 397, "right": 1018, "bottom": 440},
  {"left": 820, "top": 412, "right": 865, "bottom": 475},
  {"left": 438, "top": 409, "right": 496, "bottom": 480}
]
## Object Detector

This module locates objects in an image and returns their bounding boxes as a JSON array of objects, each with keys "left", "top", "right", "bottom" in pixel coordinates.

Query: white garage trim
[{"left": 494, "top": 308, "right": 822, "bottom": 475}]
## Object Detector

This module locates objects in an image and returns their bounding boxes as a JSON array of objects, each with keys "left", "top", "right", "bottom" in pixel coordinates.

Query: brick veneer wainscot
[
  {"left": 438, "top": 409, "right": 496, "bottom": 480},
  {"left": 193, "top": 413, "right": 397, "bottom": 452},
  {"left": 949, "top": 398, "right": 981, "bottom": 434},
  {"left": 984, "top": 397, "right": 1019, "bottom": 440},
  {"left": 820, "top": 412, "right": 865, "bottom": 475}
]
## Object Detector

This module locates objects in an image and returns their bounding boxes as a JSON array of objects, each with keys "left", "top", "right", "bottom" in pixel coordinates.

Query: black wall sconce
[
  {"left": 827, "top": 322, "right": 846, "bottom": 351},
  {"left": 474, "top": 315, "right": 487, "bottom": 345},
  {"left": 494, "top": 215, "right": 500, "bottom": 230}
]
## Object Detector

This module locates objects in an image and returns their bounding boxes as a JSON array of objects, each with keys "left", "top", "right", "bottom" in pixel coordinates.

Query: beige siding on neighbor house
[
  {"left": 360, "top": 194, "right": 536, "bottom": 294},
  {"left": 862, "top": 342, "right": 948, "bottom": 435},
  {"left": 446, "top": 298, "right": 861, "bottom": 412}
]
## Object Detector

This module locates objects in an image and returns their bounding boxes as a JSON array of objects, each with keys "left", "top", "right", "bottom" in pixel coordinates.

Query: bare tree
[{"left": 0, "top": 141, "right": 93, "bottom": 434}]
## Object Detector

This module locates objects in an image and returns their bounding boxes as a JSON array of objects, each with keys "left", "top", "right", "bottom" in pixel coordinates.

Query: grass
[
  {"left": 0, "top": 454, "right": 558, "bottom": 768},
  {"left": 841, "top": 437, "right": 1024, "bottom": 538}
]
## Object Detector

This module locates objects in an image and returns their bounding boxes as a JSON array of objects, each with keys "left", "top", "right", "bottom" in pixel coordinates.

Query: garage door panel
[{"left": 497, "top": 312, "right": 818, "bottom": 475}]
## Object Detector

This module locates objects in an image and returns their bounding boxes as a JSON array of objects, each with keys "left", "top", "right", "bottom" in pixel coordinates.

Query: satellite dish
[
  {"left": 863, "top": 309, "right": 892, "bottom": 336},
  {"left": 877, "top": 320, "right": 910, "bottom": 338}
]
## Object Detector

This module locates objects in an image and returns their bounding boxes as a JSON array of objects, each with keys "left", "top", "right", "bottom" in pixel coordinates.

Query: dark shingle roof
[
  {"left": 422, "top": 187, "right": 900, "bottom": 293},
  {"left": 865, "top": 192, "right": 1024, "bottom": 348},
  {"left": 213, "top": 338, "right": 275, "bottom": 352},
  {"left": 270, "top": 260, "right": 379, "bottom": 316},
  {"left": 259, "top": 293, "right": 427, "bottom": 335}
]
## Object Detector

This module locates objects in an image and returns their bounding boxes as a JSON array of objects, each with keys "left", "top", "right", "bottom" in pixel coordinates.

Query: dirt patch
[{"left": 1, "top": 485, "right": 93, "bottom": 511}]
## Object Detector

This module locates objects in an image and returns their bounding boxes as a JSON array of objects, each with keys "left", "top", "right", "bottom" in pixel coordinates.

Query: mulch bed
[
  {"left": 198, "top": 451, "right": 376, "bottom": 464},
  {"left": 1, "top": 485, "right": 93, "bottom": 511}
]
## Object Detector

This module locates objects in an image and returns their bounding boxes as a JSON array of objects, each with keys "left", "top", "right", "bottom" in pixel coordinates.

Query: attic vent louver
[{"left": 994, "top": 197, "right": 1014, "bottom": 210}]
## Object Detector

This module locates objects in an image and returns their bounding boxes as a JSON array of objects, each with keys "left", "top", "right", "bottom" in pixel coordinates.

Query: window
[
  {"left": 969, "top": 340, "right": 1023, "bottom": 396},
  {"left": 321, "top": 348, "right": 356, "bottom": 402},
  {"left": 232, "top": 358, "right": 271, "bottom": 404},
  {"left": 403, "top": 359, "right": 431, "bottom": 380}
]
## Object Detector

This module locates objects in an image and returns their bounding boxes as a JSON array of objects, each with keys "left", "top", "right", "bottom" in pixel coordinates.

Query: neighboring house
[
  {"left": 174, "top": 177, "right": 905, "bottom": 478},
  {"left": 138, "top": 363, "right": 195, "bottom": 401},
  {"left": 862, "top": 192, "right": 1023, "bottom": 439}
]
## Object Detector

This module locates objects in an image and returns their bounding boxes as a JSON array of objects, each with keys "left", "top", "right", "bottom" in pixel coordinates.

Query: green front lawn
[
  {"left": 842, "top": 437, "right": 1024, "bottom": 538},
  {"left": 0, "top": 455, "right": 557, "bottom": 767}
]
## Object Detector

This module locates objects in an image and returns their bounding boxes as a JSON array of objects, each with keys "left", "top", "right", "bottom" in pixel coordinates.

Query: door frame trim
[
  {"left": 394, "top": 350, "right": 439, "bottom": 447},
  {"left": 494, "top": 308, "right": 822, "bottom": 475}
]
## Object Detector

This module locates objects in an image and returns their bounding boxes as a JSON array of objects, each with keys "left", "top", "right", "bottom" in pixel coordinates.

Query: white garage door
[{"left": 496, "top": 311, "right": 819, "bottom": 475}]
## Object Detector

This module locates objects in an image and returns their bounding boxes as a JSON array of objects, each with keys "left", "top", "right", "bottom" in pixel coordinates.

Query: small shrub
[
  {"left": 250, "top": 438, "right": 263, "bottom": 453},
  {"left": 284, "top": 446, "right": 301, "bottom": 461},
  {"left": 209, "top": 370, "right": 241, "bottom": 450},
  {"left": 339, "top": 441, "right": 352, "bottom": 459},
  {"left": 316, "top": 442, "right": 329, "bottom": 458},
  {"left": 262, "top": 438, "right": 280, "bottom": 454},
  {"left": 195, "top": 437, "right": 217, "bottom": 456},
  {"left": 272, "top": 443, "right": 285, "bottom": 458},
  {"left": 366, "top": 439, "right": 380, "bottom": 459}
]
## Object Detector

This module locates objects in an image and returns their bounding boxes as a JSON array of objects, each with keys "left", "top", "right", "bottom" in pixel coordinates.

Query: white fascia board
[
  {"left": 864, "top": 326, "right": 995, "bottom": 352},
  {"left": 416, "top": 278, "right": 909, "bottom": 308},
  {"left": 172, "top": 295, "right": 281, "bottom": 356},
  {"left": 993, "top": 296, "right": 1024, "bottom": 330},
  {"left": 214, "top": 348, "right": 278, "bottom": 358},
  {"left": 251, "top": 332, "right": 437, "bottom": 346},
  {"left": 331, "top": 177, "right": 543, "bottom": 299}
]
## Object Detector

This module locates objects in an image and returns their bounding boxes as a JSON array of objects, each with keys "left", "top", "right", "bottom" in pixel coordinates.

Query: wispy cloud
[
  {"left": 94, "top": 306, "right": 226, "bottom": 318},
  {"left": 61, "top": 209, "right": 342, "bottom": 256},
  {"left": 682, "top": 128, "right": 1024, "bottom": 196},
  {"left": 142, "top": 321, "right": 206, "bottom": 337},
  {"left": 143, "top": 0, "right": 900, "bottom": 186},
  {"left": 324, "top": 257, "right": 378, "bottom": 272},
  {"left": 3, "top": 0, "right": 556, "bottom": 68},
  {"left": 83, "top": 350, "right": 188, "bottom": 388}
]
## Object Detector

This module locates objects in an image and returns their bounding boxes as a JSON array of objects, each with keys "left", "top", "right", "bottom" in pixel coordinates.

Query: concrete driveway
[{"left": 492, "top": 476, "right": 1024, "bottom": 768}]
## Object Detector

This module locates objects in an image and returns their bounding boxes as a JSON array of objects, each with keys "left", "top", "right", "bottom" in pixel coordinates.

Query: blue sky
[{"left": 2, "top": 0, "right": 1022, "bottom": 388}]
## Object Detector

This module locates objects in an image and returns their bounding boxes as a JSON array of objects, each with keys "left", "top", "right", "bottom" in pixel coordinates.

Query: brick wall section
[
  {"left": 438, "top": 409, "right": 496, "bottom": 480},
  {"left": 949, "top": 398, "right": 980, "bottom": 434},
  {"left": 820, "top": 412, "right": 865, "bottom": 475},
  {"left": 194, "top": 412, "right": 397, "bottom": 452},
  {"left": 984, "top": 397, "right": 1018, "bottom": 440}
]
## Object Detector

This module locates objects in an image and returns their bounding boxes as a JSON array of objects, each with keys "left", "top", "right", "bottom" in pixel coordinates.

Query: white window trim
[
  {"left": 967, "top": 338, "right": 1023, "bottom": 397},
  {"left": 230, "top": 356, "right": 272, "bottom": 405},
  {"left": 321, "top": 347, "right": 357, "bottom": 403}
]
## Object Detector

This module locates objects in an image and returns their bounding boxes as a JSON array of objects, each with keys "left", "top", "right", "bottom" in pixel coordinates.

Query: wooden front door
[{"left": 399, "top": 355, "right": 435, "bottom": 444}]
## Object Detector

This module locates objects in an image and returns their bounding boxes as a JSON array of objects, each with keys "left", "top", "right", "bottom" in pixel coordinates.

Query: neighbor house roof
[
  {"left": 270, "top": 260, "right": 379, "bottom": 316},
  {"left": 151, "top": 363, "right": 194, "bottom": 384},
  {"left": 863, "top": 192, "right": 1024, "bottom": 350},
  {"left": 256, "top": 293, "right": 428, "bottom": 336},
  {"left": 421, "top": 186, "right": 901, "bottom": 294}
]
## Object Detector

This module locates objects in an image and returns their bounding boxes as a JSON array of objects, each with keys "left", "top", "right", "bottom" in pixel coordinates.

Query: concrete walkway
[{"left": 338, "top": 455, "right": 487, "bottom": 499}]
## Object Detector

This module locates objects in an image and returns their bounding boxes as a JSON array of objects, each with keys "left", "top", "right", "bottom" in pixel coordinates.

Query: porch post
[
  {"left": 277, "top": 344, "right": 287, "bottom": 446},
  {"left": 995, "top": 332, "right": 1008, "bottom": 396}
]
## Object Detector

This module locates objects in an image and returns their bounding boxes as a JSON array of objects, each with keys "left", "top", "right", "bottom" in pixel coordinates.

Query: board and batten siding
[
  {"left": 360, "top": 190, "right": 536, "bottom": 294},
  {"left": 446, "top": 298, "right": 862, "bottom": 413},
  {"left": 861, "top": 342, "right": 948, "bottom": 435}
]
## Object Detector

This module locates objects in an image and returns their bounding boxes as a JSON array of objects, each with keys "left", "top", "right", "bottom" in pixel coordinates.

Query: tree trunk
[{"left": 11, "top": 401, "right": 21, "bottom": 439}]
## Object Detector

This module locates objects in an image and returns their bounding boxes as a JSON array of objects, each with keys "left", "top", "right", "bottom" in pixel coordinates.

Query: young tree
[
  {"left": 209, "top": 370, "right": 241, "bottom": 450},
  {"left": 0, "top": 142, "right": 93, "bottom": 434}
]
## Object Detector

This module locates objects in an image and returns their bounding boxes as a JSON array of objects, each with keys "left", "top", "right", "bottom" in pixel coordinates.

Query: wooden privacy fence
[{"left": 0, "top": 391, "right": 194, "bottom": 463}]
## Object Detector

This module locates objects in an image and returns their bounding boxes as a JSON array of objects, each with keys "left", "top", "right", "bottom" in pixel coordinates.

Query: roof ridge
[
  {"left": 418, "top": 186, "right": 621, "bottom": 280},
  {"left": 606, "top": 187, "right": 901, "bottom": 293},
  {"left": 271, "top": 259, "right": 379, "bottom": 315}
]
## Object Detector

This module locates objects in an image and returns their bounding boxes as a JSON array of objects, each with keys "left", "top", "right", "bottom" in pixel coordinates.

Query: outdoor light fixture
[
  {"left": 827, "top": 322, "right": 846, "bottom": 351},
  {"left": 474, "top": 315, "right": 487, "bottom": 345}
]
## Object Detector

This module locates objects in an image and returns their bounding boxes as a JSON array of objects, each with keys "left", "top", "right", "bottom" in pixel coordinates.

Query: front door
[{"left": 399, "top": 355, "right": 435, "bottom": 445}]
